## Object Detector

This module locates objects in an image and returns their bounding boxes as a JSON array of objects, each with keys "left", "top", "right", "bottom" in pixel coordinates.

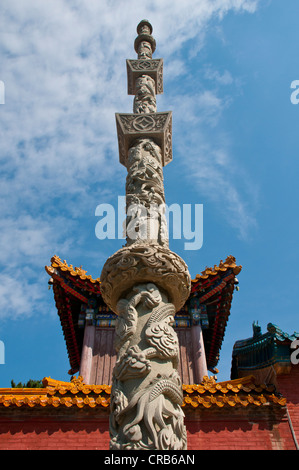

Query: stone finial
[
  {"left": 119, "top": 20, "right": 169, "bottom": 167},
  {"left": 134, "top": 19, "right": 156, "bottom": 58},
  {"left": 137, "top": 19, "right": 153, "bottom": 36}
]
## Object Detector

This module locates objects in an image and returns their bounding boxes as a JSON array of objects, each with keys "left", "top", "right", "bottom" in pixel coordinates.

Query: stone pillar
[{"left": 100, "top": 20, "right": 191, "bottom": 450}]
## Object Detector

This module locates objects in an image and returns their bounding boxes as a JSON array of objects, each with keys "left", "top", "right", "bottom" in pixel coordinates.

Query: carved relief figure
[
  {"left": 137, "top": 40, "right": 152, "bottom": 60},
  {"left": 134, "top": 75, "right": 157, "bottom": 114},
  {"left": 109, "top": 283, "right": 187, "bottom": 450},
  {"left": 125, "top": 138, "right": 167, "bottom": 246}
]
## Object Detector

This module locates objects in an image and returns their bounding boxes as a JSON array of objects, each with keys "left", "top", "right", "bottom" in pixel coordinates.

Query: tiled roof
[
  {"left": 189, "top": 262, "right": 241, "bottom": 372},
  {"left": 46, "top": 256, "right": 101, "bottom": 284},
  {"left": 46, "top": 254, "right": 241, "bottom": 285},
  {"left": 45, "top": 256, "right": 104, "bottom": 374},
  {"left": 231, "top": 323, "right": 299, "bottom": 379},
  {"left": 0, "top": 376, "right": 110, "bottom": 409},
  {"left": 182, "top": 375, "right": 286, "bottom": 409},
  {"left": 191, "top": 255, "right": 242, "bottom": 282},
  {"left": 0, "top": 375, "right": 285, "bottom": 410}
]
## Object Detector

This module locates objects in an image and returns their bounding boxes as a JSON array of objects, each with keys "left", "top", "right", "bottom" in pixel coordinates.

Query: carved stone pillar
[{"left": 100, "top": 20, "right": 191, "bottom": 450}]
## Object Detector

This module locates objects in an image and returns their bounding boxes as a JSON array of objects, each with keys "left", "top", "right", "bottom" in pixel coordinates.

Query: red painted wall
[
  {"left": 184, "top": 366, "right": 299, "bottom": 451},
  {"left": 0, "top": 416, "right": 110, "bottom": 450},
  {"left": 276, "top": 365, "right": 299, "bottom": 449},
  {"left": 0, "top": 410, "right": 296, "bottom": 450},
  {"left": 185, "top": 415, "right": 295, "bottom": 450}
]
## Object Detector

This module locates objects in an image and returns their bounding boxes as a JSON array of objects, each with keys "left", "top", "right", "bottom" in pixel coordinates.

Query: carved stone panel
[
  {"left": 127, "top": 59, "right": 163, "bottom": 95},
  {"left": 116, "top": 111, "right": 172, "bottom": 167},
  {"left": 109, "top": 283, "right": 187, "bottom": 450},
  {"left": 133, "top": 75, "right": 157, "bottom": 114},
  {"left": 125, "top": 138, "right": 168, "bottom": 247}
]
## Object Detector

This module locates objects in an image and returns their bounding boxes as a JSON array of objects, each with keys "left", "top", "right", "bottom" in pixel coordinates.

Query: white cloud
[
  {"left": 204, "top": 67, "right": 234, "bottom": 85},
  {"left": 0, "top": 0, "right": 260, "bottom": 319},
  {"left": 0, "top": 215, "right": 73, "bottom": 266},
  {"left": 175, "top": 129, "right": 259, "bottom": 239},
  {"left": 0, "top": 272, "right": 46, "bottom": 319}
]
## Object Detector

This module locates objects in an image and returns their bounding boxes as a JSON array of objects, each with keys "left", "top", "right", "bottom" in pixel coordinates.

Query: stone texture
[
  {"left": 109, "top": 283, "right": 187, "bottom": 450},
  {"left": 116, "top": 112, "right": 172, "bottom": 167},
  {"left": 127, "top": 59, "right": 163, "bottom": 95},
  {"left": 100, "top": 243, "right": 191, "bottom": 314},
  {"left": 100, "top": 19, "right": 191, "bottom": 450}
]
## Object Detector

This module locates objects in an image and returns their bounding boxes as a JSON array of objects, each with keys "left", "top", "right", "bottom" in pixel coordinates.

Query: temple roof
[
  {"left": 182, "top": 374, "right": 286, "bottom": 409},
  {"left": 231, "top": 323, "right": 299, "bottom": 380},
  {"left": 0, "top": 375, "right": 285, "bottom": 410},
  {"left": 188, "top": 256, "right": 242, "bottom": 372},
  {"left": 0, "top": 376, "right": 110, "bottom": 409},
  {"left": 45, "top": 256, "right": 104, "bottom": 375},
  {"left": 191, "top": 255, "right": 242, "bottom": 283},
  {"left": 46, "top": 254, "right": 241, "bottom": 286},
  {"left": 46, "top": 256, "right": 101, "bottom": 285},
  {"left": 45, "top": 254, "right": 242, "bottom": 377}
]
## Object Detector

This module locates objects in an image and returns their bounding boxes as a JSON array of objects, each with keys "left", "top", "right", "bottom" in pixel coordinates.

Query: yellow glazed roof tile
[
  {"left": 0, "top": 376, "right": 111, "bottom": 409},
  {"left": 46, "top": 254, "right": 241, "bottom": 285},
  {"left": 0, "top": 375, "right": 286, "bottom": 410},
  {"left": 181, "top": 375, "right": 286, "bottom": 409},
  {"left": 191, "top": 255, "right": 242, "bottom": 282},
  {"left": 45, "top": 255, "right": 101, "bottom": 284}
]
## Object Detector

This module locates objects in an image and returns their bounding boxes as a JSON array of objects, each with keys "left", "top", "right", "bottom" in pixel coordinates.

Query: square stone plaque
[
  {"left": 116, "top": 111, "right": 172, "bottom": 167},
  {"left": 126, "top": 59, "right": 163, "bottom": 95}
]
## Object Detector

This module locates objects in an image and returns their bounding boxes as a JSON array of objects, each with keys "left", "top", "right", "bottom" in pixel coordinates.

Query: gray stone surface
[{"left": 100, "top": 20, "right": 190, "bottom": 450}]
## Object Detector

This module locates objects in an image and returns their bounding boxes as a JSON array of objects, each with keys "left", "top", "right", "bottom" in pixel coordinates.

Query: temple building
[
  {"left": 0, "top": 253, "right": 298, "bottom": 450},
  {"left": 43, "top": 254, "right": 242, "bottom": 386},
  {"left": 0, "top": 20, "right": 298, "bottom": 450}
]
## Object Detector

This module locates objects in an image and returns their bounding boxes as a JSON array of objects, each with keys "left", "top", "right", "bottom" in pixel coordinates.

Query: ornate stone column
[{"left": 100, "top": 20, "right": 191, "bottom": 450}]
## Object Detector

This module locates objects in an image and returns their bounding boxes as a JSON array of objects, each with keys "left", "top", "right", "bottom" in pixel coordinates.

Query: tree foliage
[{"left": 10, "top": 379, "right": 44, "bottom": 388}]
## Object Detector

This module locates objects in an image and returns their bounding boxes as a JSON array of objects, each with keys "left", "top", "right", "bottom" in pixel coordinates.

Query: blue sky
[{"left": 0, "top": 0, "right": 298, "bottom": 386}]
